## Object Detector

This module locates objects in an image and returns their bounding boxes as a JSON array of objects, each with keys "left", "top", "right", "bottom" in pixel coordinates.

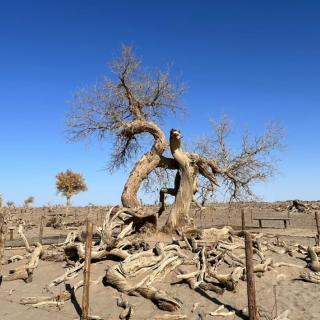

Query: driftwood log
[
  {"left": 103, "top": 242, "right": 185, "bottom": 311},
  {"left": 2, "top": 223, "right": 43, "bottom": 282}
]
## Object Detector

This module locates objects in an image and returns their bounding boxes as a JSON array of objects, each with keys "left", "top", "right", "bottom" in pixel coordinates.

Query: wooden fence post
[
  {"left": 8, "top": 227, "right": 15, "bottom": 241},
  {"left": 273, "top": 285, "right": 278, "bottom": 318},
  {"left": 82, "top": 220, "right": 93, "bottom": 320},
  {"left": 39, "top": 215, "right": 44, "bottom": 244},
  {"left": 315, "top": 212, "right": 320, "bottom": 246},
  {"left": 244, "top": 231, "right": 259, "bottom": 320},
  {"left": 0, "top": 211, "right": 8, "bottom": 285},
  {"left": 241, "top": 208, "right": 246, "bottom": 231}
]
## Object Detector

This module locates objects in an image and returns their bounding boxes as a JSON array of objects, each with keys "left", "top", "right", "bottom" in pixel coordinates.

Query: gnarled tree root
[
  {"left": 3, "top": 242, "right": 43, "bottom": 282},
  {"left": 300, "top": 271, "right": 320, "bottom": 284},
  {"left": 104, "top": 265, "right": 181, "bottom": 312},
  {"left": 117, "top": 295, "right": 134, "bottom": 320},
  {"left": 136, "top": 286, "right": 181, "bottom": 312},
  {"left": 307, "top": 246, "right": 320, "bottom": 272},
  {"left": 48, "top": 262, "right": 84, "bottom": 287},
  {"left": 103, "top": 243, "right": 184, "bottom": 312},
  {"left": 176, "top": 269, "right": 224, "bottom": 295},
  {"left": 208, "top": 267, "right": 243, "bottom": 291}
]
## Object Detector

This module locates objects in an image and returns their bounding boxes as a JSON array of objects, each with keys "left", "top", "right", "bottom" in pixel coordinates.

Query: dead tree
[
  {"left": 287, "top": 200, "right": 308, "bottom": 213},
  {"left": 67, "top": 46, "right": 283, "bottom": 233}
]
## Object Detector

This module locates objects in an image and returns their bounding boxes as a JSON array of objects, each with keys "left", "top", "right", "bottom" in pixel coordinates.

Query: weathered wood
[
  {"left": 253, "top": 218, "right": 291, "bottom": 229},
  {"left": 49, "top": 262, "right": 84, "bottom": 287},
  {"left": 3, "top": 242, "right": 43, "bottom": 282},
  {"left": 8, "top": 227, "right": 15, "bottom": 241},
  {"left": 315, "top": 212, "right": 320, "bottom": 245},
  {"left": 241, "top": 208, "right": 246, "bottom": 231},
  {"left": 244, "top": 231, "right": 259, "bottom": 320},
  {"left": 0, "top": 211, "right": 8, "bottom": 282},
  {"left": 253, "top": 218, "right": 291, "bottom": 221},
  {"left": 39, "top": 216, "right": 44, "bottom": 244},
  {"left": 307, "top": 246, "right": 320, "bottom": 272},
  {"left": 81, "top": 220, "right": 93, "bottom": 320},
  {"left": 20, "top": 277, "right": 101, "bottom": 308},
  {"left": 17, "top": 224, "right": 33, "bottom": 253},
  {"left": 164, "top": 129, "right": 197, "bottom": 231},
  {"left": 103, "top": 243, "right": 184, "bottom": 311},
  {"left": 117, "top": 296, "right": 134, "bottom": 319},
  {"left": 121, "top": 121, "right": 167, "bottom": 209}
]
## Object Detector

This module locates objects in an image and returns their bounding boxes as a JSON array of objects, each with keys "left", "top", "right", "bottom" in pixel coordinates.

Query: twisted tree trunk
[
  {"left": 119, "top": 126, "right": 206, "bottom": 233},
  {"left": 121, "top": 121, "right": 168, "bottom": 208},
  {"left": 164, "top": 129, "right": 198, "bottom": 232},
  {"left": 119, "top": 124, "right": 217, "bottom": 233}
]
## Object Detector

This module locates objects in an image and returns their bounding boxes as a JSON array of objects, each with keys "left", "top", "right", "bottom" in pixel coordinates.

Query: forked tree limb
[
  {"left": 17, "top": 223, "right": 33, "bottom": 253},
  {"left": 48, "top": 262, "right": 84, "bottom": 287},
  {"left": 176, "top": 266, "right": 224, "bottom": 295},
  {"left": 3, "top": 242, "right": 43, "bottom": 282},
  {"left": 21, "top": 277, "right": 102, "bottom": 308},
  {"left": 103, "top": 243, "right": 185, "bottom": 311}
]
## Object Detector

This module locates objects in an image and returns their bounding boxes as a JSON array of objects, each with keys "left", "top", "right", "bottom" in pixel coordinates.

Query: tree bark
[
  {"left": 121, "top": 121, "right": 168, "bottom": 208},
  {"left": 119, "top": 124, "right": 219, "bottom": 233},
  {"left": 164, "top": 129, "right": 198, "bottom": 232},
  {"left": 66, "top": 196, "right": 71, "bottom": 217}
]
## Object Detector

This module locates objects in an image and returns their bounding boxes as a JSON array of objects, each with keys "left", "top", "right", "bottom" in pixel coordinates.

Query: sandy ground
[{"left": 1, "top": 202, "right": 320, "bottom": 320}]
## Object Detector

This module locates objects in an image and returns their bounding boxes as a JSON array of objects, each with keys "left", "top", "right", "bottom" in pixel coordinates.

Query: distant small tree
[
  {"left": 24, "top": 196, "right": 35, "bottom": 208},
  {"left": 56, "top": 169, "right": 87, "bottom": 216},
  {"left": 6, "top": 201, "right": 15, "bottom": 209},
  {"left": 0, "top": 194, "right": 3, "bottom": 208}
]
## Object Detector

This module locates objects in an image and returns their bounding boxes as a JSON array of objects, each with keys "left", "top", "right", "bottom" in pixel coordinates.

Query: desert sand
[{"left": 1, "top": 202, "right": 320, "bottom": 320}]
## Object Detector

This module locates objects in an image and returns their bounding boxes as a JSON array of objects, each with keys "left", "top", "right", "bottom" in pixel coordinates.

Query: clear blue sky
[{"left": 1, "top": 1, "right": 319, "bottom": 206}]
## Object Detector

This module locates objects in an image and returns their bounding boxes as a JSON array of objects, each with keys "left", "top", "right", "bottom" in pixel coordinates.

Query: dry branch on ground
[{"left": 2, "top": 205, "right": 320, "bottom": 319}]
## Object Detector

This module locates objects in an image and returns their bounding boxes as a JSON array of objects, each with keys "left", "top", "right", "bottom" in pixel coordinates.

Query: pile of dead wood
[{"left": 1, "top": 207, "right": 320, "bottom": 319}]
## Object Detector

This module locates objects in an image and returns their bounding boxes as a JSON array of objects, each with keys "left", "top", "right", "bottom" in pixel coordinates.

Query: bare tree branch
[
  {"left": 66, "top": 46, "right": 184, "bottom": 175},
  {"left": 194, "top": 117, "right": 284, "bottom": 201}
]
